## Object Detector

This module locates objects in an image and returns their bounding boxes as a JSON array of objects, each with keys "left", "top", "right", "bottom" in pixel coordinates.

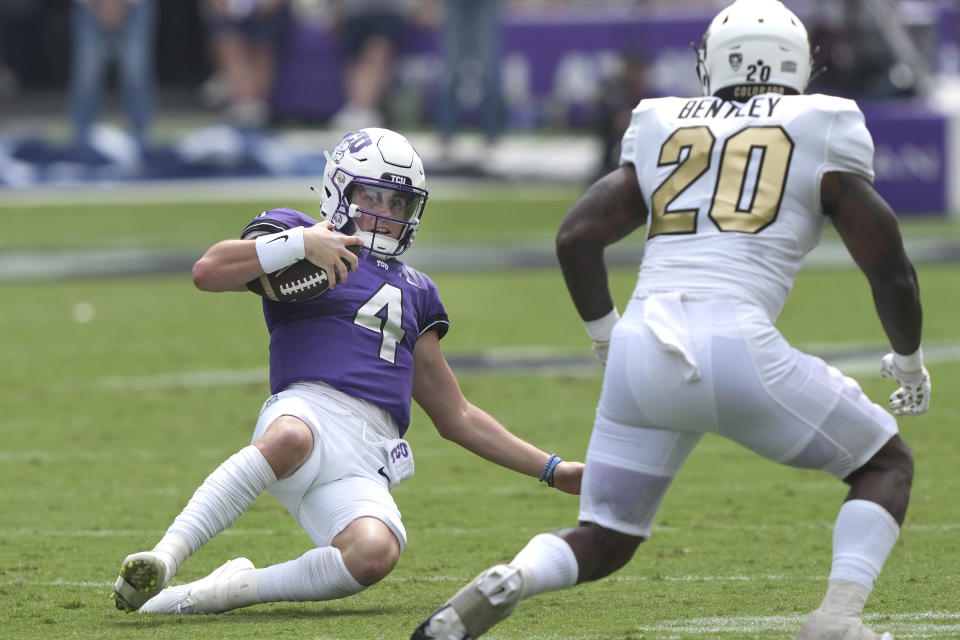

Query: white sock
[
  {"left": 166, "top": 445, "right": 277, "bottom": 554},
  {"left": 818, "top": 580, "right": 872, "bottom": 618},
  {"left": 829, "top": 499, "right": 900, "bottom": 590},
  {"left": 151, "top": 532, "right": 191, "bottom": 577},
  {"left": 509, "top": 533, "right": 579, "bottom": 598},
  {"left": 257, "top": 546, "right": 364, "bottom": 602}
]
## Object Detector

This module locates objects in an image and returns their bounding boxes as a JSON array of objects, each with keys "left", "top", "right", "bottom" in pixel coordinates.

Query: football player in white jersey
[{"left": 410, "top": 1, "right": 930, "bottom": 639}]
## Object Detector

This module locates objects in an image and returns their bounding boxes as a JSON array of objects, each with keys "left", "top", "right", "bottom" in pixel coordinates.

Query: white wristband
[
  {"left": 892, "top": 346, "right": 924, "bottom": 374},
  {"left": 583, "top": 308, "right": 620, "bottom": 342},
  {"left": 255, "top": 226, "right": 305, "bottom": 274}
]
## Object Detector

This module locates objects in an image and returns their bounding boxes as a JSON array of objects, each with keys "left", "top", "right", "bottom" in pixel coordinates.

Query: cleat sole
[{"left": 112, "top": 556, "right": 167, "bottom": 613}]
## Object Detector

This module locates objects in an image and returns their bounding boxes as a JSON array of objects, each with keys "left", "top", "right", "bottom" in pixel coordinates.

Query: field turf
[{"left": 1, "top": 187, "right": 958, "bottom": 639}]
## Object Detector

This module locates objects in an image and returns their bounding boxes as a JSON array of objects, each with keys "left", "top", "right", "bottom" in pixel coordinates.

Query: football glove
[{"left": 880, "top": 353, "right": 931, "bottom": 416}]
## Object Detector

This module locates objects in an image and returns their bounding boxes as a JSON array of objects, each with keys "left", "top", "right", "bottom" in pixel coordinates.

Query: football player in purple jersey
[
  {"left": 410, "top": 2, "right": 929, "bottom": 639},
  {"left": 110, "top": 127, "right": 583, "bottom": 617}
]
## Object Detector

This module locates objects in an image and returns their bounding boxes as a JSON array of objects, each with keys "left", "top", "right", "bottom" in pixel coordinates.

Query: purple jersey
[{"left": 242, "top": 208, "right": 449, "bottom": 436}]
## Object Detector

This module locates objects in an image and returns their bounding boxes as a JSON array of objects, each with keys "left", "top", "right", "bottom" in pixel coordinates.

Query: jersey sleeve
[
  {"left": 403, "top": 265, "right": 450, "bottom": 340},
  {"left": 418, "top": 277, "right": 450, "bottom": 341},
  {"left": 240, "top": 208, "right": 318, "bottom": 239},
  {"left": 619, "top": 111, "right": 639, "bottom": 168},
  {"left": 618, "top": 100, "right": 653, "bottom": 168},
  {"left": 619, "top": 98, "right": 684, "bottom": 171},
  {"left": 821, "top": 98, "right": 875, "bottom": 182}
]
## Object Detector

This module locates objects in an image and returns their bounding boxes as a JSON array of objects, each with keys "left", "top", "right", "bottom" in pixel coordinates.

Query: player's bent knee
[
  {"left": 560, "top": 522, "right": 643, "bottom": 583},
  {"left": 884, "top": 436, "right": 915, "bottom": 486},
  {"left": 590, "top": 524, "right": 643, "bottom": 578},
  {"left": 333, "top": 517, "right": 401, "bottom": 586},
  {"left": 254, "top": 415, "right": 315, "bottom": 479},
  {"left": 342, "top": 536, "right": 399, "bottom": 586},
  {"left": 854, "top": 435, "right": 914, "bottom": 485}
]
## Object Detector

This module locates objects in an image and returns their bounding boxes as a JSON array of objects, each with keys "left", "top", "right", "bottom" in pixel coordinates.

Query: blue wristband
[{"left": 539, "top": 453, "right": 562, "bottom": 487}]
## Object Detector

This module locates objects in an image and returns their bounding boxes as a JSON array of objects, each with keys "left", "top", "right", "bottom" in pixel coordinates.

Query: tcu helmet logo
[
  {"left": 728, "top": 53, "right": 742, "bottom": 71},
  {"left": 382, "top": 172, "right": 412, "bottom": 186},
  {"left": 332, "top": 130, "right": 373, "bottom": 163},
  {"left": 390, "top": 441, "right": 410, "bottom": 462}
]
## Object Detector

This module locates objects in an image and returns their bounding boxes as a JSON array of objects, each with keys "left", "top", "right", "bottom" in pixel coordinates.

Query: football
[{"left": 247, "top": 245, "right": 362, "bottom": 302}]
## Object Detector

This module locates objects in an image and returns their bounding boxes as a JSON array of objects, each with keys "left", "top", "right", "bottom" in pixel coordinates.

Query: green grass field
[{"left": 1, "top": 187, "right": 958, "bottom": 639}]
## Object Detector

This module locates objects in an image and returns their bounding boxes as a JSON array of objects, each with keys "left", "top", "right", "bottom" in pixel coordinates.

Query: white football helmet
[
  {"left": 696, "top": 0, "right": 812, "bottom": 98},
  {"left": 319, "top": 127, "right": 428, "bottom": 258}
]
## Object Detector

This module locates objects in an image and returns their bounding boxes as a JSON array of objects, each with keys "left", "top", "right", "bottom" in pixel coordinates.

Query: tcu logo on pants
[{"left": 391, "top": 442, "right": 410, "bottom": 461}]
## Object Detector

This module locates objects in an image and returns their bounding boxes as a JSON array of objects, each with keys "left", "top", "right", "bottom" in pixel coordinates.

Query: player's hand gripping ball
[{"left": 247, "top": 244, "right": 362, "bottom": 302}]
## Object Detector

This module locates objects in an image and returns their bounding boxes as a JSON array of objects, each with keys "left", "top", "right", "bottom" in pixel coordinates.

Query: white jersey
[{"left": 620, "top": 93, "right": 874, "bottom": 320}]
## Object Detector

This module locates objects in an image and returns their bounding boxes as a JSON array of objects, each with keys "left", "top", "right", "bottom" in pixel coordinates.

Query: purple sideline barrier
[{"left": 861, "top": 101, "right": 948, "bottom": 215}]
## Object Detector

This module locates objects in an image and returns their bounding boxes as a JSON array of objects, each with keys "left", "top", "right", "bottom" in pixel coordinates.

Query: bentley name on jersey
[
  {"left": 621, "top": 93, "right": 875, "bottom": 321},
  {"left": 241, "top": 208, "right": 449, "bottom": 437}
]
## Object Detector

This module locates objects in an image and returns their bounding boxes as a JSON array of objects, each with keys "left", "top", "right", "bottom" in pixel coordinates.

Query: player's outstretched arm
[
  {"left": 823, "top": 171, "right": 929, "bottom": 415},
  {"left": 412, "top": 331, "right": 583, "bottom": 495},
  {"left": 193, "top": 222, "right": 362, "bottom": 293}
]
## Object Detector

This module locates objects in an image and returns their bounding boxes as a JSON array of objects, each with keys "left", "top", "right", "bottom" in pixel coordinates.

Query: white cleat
[
  {"left": 111, "top": 550, "right": 177, "bottom": 613},
  {"left": 795, "top": 610, "right": 893, "bottom": 640},
  {"left": 410, "top": 564, "right": 529, "bottom": 639},
  {"left": 410, "top": 604, "right": 470, "bottom": 640},
  {"left": 140, "top": 557, "right": 256, "bottom": 615}
]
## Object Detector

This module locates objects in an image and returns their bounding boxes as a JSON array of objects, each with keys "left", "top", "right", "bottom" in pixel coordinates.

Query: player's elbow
[
  {"left": 192, "top": 256, "right": 222, "bottom": 291},
  {"left": 870, "top": 260, "right": 919, "bottom": 301},
  {"left": 555, "top": 226, "right": 577, "bottom": 259},
  {"left": 432, "top": 420, "right": 459, "bottom": 442},
  {"left": 431, "top": 409, "right": 471, "bottom": 444},
  {"left": 887, "top": 269, "right": 919, "bottom": 298},
  {"left": 556, "top": 224, "right": 591, "bottom": 263}
]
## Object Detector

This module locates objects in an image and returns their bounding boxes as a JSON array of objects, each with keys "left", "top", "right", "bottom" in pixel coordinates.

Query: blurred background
[{"left": 1, "top": 0, "right": 959, "bottom": 216}]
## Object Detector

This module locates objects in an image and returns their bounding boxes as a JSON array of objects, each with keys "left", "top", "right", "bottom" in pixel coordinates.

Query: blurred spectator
[
  {"left": 68, "top": 0, "right": 157, "bottom": 152},
  {"left": 438, "top": 0, "right": 502, "bottom": 148},
  {"left": 592, "top": 51, "right": 652, "bottom": 181},
  {"left": 806, "top": 0, "right": 922, "bottom": 98},
  {"left": 202, "top": 0, "right": 293, "bottom": 128},
  {"left": 328, "top": 0, "right": 423, "bottom": 131},
  {"left": 0, "top": 0, "right": 35, "bottom": 99}
]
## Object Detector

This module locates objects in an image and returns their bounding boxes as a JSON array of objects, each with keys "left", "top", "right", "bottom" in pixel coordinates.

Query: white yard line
[{"left": 640, "top": 612, "right": 960, "bottom": 637}]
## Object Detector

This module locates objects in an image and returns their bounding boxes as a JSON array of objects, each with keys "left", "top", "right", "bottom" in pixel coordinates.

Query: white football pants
[
  {"left": 251, "top": 382, "right": 408, "bottom": 551},
  {"left": 579, "top": 294, "right": 897, "bottom": 538}
]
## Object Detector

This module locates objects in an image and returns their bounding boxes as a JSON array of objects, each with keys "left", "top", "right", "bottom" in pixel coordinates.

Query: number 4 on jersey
[{"left": 354, "top": 284, "right": 406, "bottom": 363}]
